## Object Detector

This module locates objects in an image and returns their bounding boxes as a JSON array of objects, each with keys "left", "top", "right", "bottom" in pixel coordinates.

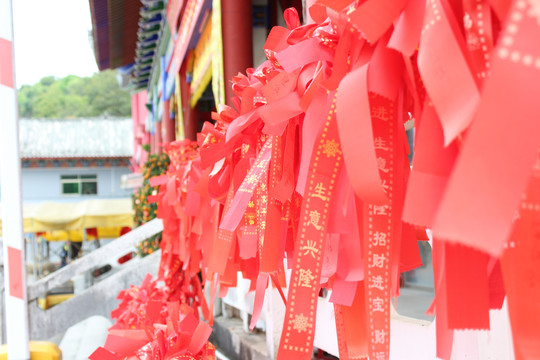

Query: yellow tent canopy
[
  {"left": 0, "top": 198, "right": 133, "bottom": 234},
  {"left": 40, "top": 227, "right": 129, "bottom": 242}
]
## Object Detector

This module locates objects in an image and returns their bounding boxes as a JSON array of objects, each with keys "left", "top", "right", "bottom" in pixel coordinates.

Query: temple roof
[
  {"left": 89, "top": 0, "right": 166, "bottom": 90},
  {"left": 19, "top": 118, "right": 133, "bottom": 158},
  {"left": 89, "top": 0, "right": 143, "bottom": 70}
]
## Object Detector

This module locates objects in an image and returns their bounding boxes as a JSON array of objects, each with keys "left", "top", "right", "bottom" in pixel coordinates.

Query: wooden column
[{"left": 222, "top": 0, "right": 253, "bottom": 107}]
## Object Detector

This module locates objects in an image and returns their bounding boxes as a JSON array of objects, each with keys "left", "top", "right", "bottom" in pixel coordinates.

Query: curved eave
[{"left": 89, "top": 0, "right": 142, "bottom": 71}]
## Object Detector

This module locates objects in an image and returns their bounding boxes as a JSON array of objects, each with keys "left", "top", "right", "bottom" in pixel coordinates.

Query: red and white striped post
[{"left": 0, "top": 0, "right": 30, "bottom": 358}]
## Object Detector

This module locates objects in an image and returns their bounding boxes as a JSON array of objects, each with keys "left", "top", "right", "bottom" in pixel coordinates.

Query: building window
[{"left": 61, "top": 175, "right": 98, "bottom": 195}]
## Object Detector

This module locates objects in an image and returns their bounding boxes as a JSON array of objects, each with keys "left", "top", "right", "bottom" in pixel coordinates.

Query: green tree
[
  {"left": 17, "top": 70, "right": 131, "bottom": 118},
  {"left": 33, "top": 84, "right": 63, "bottom": 118},
  {"left": 86, "top": 71, "right": 132, "bottom": 117}
]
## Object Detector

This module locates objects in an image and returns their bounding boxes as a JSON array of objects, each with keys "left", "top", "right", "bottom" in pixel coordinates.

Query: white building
[{"left": 15, "top": 117, "right": 133, "bottom": 203}]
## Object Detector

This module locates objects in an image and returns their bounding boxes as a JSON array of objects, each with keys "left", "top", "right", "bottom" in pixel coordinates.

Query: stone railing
[
  {"left": 27, "top": 218, "right": 163, "bottom": 302},
  {"left": 0, "top": 218, "right": 163, "bottom": 342}
]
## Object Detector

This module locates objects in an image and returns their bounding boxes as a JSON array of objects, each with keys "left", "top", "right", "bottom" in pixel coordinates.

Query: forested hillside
[{"left": 18, "top": 70, "right": 131, "bottom": 118}]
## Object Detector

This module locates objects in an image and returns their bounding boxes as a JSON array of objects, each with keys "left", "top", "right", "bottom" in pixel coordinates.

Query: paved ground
[
  {"left": 394, "top": 286, "right": 435, "bottom": 322},
  {"left": 53, "top": 316, "right": 111, "bottom": 360}
]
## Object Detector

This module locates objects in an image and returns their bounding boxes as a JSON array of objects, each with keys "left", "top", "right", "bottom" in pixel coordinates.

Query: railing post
[
  {"left": 0, "top": 0, "right": 30, "bottom": 357},
  {"left": 0, "top": 283, "right": 5, "bottom": 344}
]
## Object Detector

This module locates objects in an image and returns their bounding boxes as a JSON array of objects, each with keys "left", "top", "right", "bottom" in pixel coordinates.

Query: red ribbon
[{"left": 278, "top": 92, "right": 343, "bottom": 359}]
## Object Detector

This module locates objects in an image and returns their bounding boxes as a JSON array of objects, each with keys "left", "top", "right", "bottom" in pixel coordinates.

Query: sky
[{"left": 12, "top": 0, "right": 99, "bottom": 87}]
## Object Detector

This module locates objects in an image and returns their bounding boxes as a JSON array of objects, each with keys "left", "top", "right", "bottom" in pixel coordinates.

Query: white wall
[
  {"left": 220, "top": 267, "right": 515, "bottom": 359},
  {"left": 19, "top": 166, "right": 132, "bottom": 202}
]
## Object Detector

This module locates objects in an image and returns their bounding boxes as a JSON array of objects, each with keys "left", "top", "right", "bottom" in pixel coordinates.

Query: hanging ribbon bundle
[
  {"left": 401, "top": 0, "right": 540, "bottom": 358},
  {"left": 188, "top": 3, "right": 422, "bottom": 359},
  {"left": 98, "top": 0, "right": 540, "bottom": 358},
  {"left": 199, "top": 0, "right": 539, "bottom": 358},
  {"left": 89, "top": 272, "right": 214, "bottom": 360}
]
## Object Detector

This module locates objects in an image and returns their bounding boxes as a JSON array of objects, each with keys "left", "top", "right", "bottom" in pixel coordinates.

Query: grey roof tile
[{"left": 19, "top": 118, "right": 133, "bottom": 158}]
